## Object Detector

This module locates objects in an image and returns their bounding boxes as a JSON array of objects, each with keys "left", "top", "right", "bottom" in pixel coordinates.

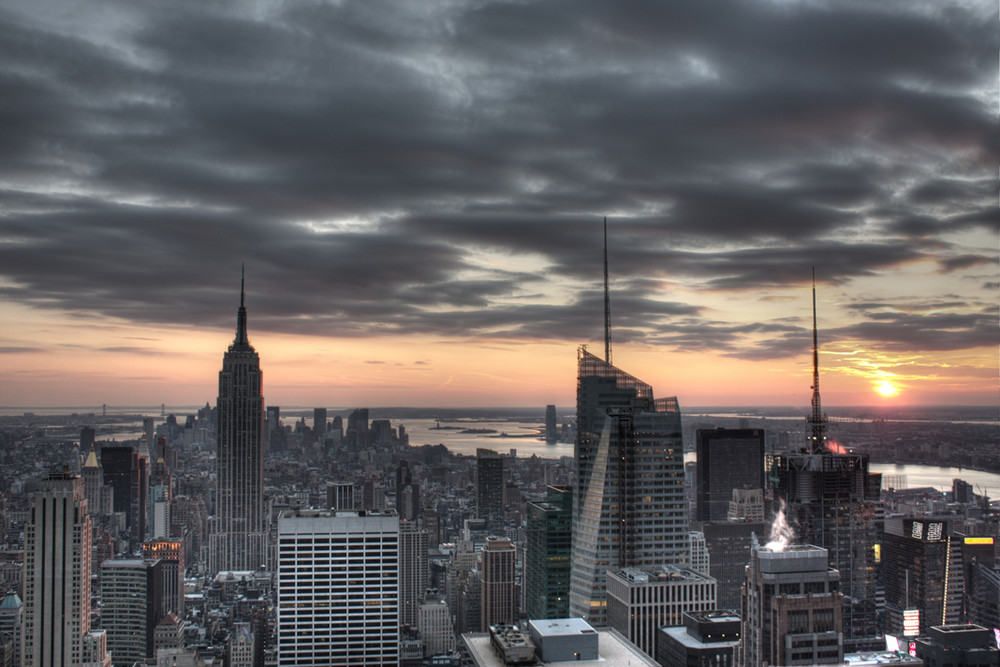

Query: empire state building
[{"left": 209, "top": 272, "right": 267, "bottom": 573}]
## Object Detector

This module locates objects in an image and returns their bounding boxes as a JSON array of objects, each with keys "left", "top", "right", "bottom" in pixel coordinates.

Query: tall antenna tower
[
  {"left": 808, "top": 267, "right": 828, "bottom": 453},
  {"left": 603, "top": 217, "right": 612, "bottom": 364}
]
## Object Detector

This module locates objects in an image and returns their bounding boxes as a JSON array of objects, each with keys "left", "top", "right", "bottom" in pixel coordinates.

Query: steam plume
[{"left": 765, "top": 499, "right": 795, "bottom": 552}]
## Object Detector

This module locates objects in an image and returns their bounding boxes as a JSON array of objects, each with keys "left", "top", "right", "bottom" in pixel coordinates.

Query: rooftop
[{"left": 464, "top": 628, "right": 656, "bottom": 667}]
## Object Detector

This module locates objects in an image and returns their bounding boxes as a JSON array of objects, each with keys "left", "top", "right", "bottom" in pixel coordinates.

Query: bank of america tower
[
  {"left": 209, "top": 272, "right": 267, "bottom": 573},
  {"left": 568, "top": 347, "right": 687, "bottom": 626}
]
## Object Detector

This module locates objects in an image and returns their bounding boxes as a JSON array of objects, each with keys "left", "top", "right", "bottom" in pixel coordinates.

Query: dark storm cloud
[
  {"left": 0, "top": 0, "right": 995, "bottom": 358},
  {"left": 829, "top": 307, "right": 998, "bottom": 352}
]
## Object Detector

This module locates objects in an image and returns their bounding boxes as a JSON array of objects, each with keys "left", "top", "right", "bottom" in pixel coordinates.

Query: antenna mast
[
  {"left": 603, "top": 217, "right": 612, "bottom": 364},
  {"left": 808, "top": 267, "right": 827, "bottom": 453}
]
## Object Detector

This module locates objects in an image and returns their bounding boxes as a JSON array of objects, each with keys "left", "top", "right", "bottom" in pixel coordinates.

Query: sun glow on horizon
[{"left": 876, "top": 381, "right": 898, "bottom": 397}]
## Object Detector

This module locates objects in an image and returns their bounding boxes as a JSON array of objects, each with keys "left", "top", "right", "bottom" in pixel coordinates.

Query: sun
[{"left": 876, "top": 381, "right": 898, "bottom": 397}]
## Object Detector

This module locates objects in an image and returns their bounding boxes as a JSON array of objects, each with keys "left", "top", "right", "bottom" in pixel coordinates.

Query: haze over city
[{"left": 0, "top": 0, "right": 996, "bottom": 409}]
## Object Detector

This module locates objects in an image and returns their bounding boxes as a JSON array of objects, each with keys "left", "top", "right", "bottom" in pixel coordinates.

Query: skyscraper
[
  {"left": 739, "top": 542, "right": 843, "bottom": 667},
  {"left": 525, "top": 485, "right": 572, "bottom": 619},
  {"left": 480, "top": 536, "right": 516, "bottom": 630},
  {"left": 101, "top": 558, "right": 166, "bottom": 665},
  {"left": 210, "top": 271, "right": 267, "bottom": 573},
  {"left": 101, "top": 444, "right": 140, "bottom": 538},
  {"left": 607, "top": 565, "right": 718, "bottom": 659},
  {"left": 767, "top": 279, "right": 881, "bottom": 649},
  {"left": 569, "top": 347, "right": 686, "bottom": 627},
  {"left": 476, "top": 449, "right": 504, "bottom": 535},
  {"left": 23, "top": 470, "right": 99, "bottom": 667},
  {"left": 82, "top": 444, "right": 106, "bottom": 516},
  {"left": 545, "top": 405, "right": 557, "bottom": 443},
  {"left": 276, "top": 509, "right": 399, "bottom": 666},
  {"left": 399, "top": 520, "right": 429, "bottom": 628},
  {"left": 396, "top": 460, "right": 420, "bottom": 522},
  {"left": 143, "top": 538, "right": 185, "bottom": 617},
  {"left": 696, "top": 428, "right": 765, "bottom": 522},
  {"left": 883, "top": 518, "right": 963, "bottom": 637},
  {"left": 313, "top": 408, "right": 327, "bottom": 440}
]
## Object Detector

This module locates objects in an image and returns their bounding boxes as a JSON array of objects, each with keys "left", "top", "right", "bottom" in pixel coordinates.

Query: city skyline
[{"left": 0, "top": 1, "right": 996, "bottom": 409}]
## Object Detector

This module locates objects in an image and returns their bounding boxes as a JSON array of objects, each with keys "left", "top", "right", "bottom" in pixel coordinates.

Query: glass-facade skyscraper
[
  {"left": 525, "top": 485, "right": 572, "bottom": 619},
  {"left": 209, "top": 274, "right": 267, "bottom": 573},
  {"left": 569, "top": 348, "right": 687, "bottom": 626}
]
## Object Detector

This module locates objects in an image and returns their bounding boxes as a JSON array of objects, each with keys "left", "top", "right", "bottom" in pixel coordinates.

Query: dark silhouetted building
[
  {"left": 696, "top": 428, "right": 764, "bottom": 522},
  {"left": 313, "top": 408, "right": 327, "bottom": 439},
  {"left": 883, "top": 518, "right": 963, "bottom": 637},
  {"left": 701, "top": 520, "right": 768, "bottom": 611},
  {"left": 101, "top": 444, "right": 143, "bottom": 540},
  {"left": 396, "top": 460, "right": 421, "bottom": 522},
  {"left": 545, "top": 405, "right": 557, "bottom": 443},
  {"left": 768, "top": 451, "right": 880, "bottom": 648},
  {"left": 476, "top": 449, "right": 505, "bottom": 535}
]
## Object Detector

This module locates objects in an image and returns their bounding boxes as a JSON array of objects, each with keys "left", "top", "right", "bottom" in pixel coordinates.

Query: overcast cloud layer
[{"left": 0, "top": 0, "right": 997, "bottom": 365}]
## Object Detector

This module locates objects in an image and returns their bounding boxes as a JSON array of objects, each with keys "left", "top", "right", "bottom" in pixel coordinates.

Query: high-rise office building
[
  {"left": 82, "top": 444, "right": 107, "bottom": 516},
  {"left": 768, "top": 453, "right": 880, "bottom": 647},
  {"left": 23, "top": 471, "right": 108, "bottom": 667},
  {"left": 545, "top": 405, "right": 557, "bottom": 443},
  {"left": 476, "top": 449, "right": 505, "bottom": 536},
  {"left": 396, "top": 460, "right": 420, "bottom": 522},
  {"left": 418, "top": 592, "right": 455, "bottom": 657},
  {"left": 210, "top": 273, "right": 267, "bottom": 574},
  {"left": 400, "top": 520, "right": 429, "bottom": 628},
  {"left": 696, "top": 428, "right": 765, "bottom": 522},
  {"left": 149, "top": 455, "right": 172, "bottom": 539},
  {"left": 80, "top": 426, "right": 96, "bottom": 455},
  {"left": 701, "top": 520, "right": 768, "bottom": 611},
  {"left": 347, "top": 408, "right": 369, "bottom": 447},
  {"left": 480, "top": 536, "right": 516, "bottom": 630},
  {"left": 883, "top": 518, "right": 964, "bottom": 637},
  {"left": 313, "top": 408, "right": 327, "bottom": 439},
  {"left": 739, "top": 542, "right": 843, "bottom": 667},
  {"left": 101, "top": 444, "right": 141, "bottom": 536},
  {"left": 265, "top": 405, "right": 281, "bottom": 450},
  {"left": 569, "top": 348, "right": 686, "bottom": 627},
  {"left": 101, "top": 558, "right": 166, "bottom": 666},
  {"left": 607, "top": 565, "right": 718, "bottom": 659},
  {"left": 766, "top": 281, "right": 881, "bottom": 649},
  {"left": 276, "top": 510, "right": 399, "bottom": 666},
  {"left": 143, "top": 538, "right": 185, "bottom": 616},
  {"left": 525, "top": 485, "right": 572, "bottom": 619}
]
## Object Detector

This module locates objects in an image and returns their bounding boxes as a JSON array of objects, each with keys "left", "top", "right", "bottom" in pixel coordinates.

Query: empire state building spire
[{"left": 234, "top": 263, "right": 249, "bottom": 347}]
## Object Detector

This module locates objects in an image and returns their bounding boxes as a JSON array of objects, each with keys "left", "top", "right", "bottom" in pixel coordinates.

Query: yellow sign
[{"left": 965, "top": 537, "right": 994, "bottom": 545}]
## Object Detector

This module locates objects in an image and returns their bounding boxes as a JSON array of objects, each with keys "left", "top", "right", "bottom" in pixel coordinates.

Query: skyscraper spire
[
  {"left": 808, "top": 267, "right": 827, "bottom": 453},
  {"left": 235, "top": 264, "right": 249, "bottom": 347},
  {"left": 603, "top": 217, "right": 612, "bottom": 365}
]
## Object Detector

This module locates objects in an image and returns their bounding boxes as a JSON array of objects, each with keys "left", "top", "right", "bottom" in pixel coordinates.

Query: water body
[
  {"left": 402, "top": 418, "right": 574, "bottom": 459},
  {"left": 869, "top": 463, "right": 1000, "bottom": 495}
]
